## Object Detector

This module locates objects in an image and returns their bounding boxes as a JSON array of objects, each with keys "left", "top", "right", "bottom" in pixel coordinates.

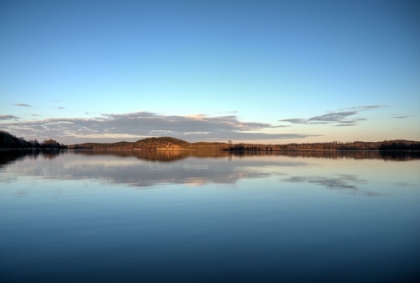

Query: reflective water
[{"left": 1, "top": 150, "right": 419, "bottom": 283}]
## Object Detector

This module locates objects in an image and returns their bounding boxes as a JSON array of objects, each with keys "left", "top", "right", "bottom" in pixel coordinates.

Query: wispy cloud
[
  {"left": 218, "top": 110, "right": 238, "bottom": 114},
  {"left": 309, "top": 111, "right": 358, "bottom": 123},
  {"left": 28, "top": 114, "right": 39, "bottom": 117},
  {"left": 0, "top": 115, "right": 19, "bottom": 121},
  {"left": 394, "top": 181, "right": 415, "bottom": 187},
  {"left": 279, "top": 105, "right": 385, "bottom": 126},
  {"left": 339, "top": 105, "right": 385, "bottom": 111},
  {"left": 15, "top": 103, "right": 30, "bottom": 107},
  {"left": 1, "top": 111, "right": 316, "bottom": 143},
  {"left": 58, "top": 107, "right": 64, "bottom": 110},
  {"left": 280, "top": 118, "right": 307, "bottom": 124},
  {"left": 392, "top": 115, "right": 414, "bottom": 119}
]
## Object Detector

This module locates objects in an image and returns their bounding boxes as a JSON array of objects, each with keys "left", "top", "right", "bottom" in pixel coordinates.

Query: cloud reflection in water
[
  {"left": 0, "top": 151, "right": 305, "bottom": 188},
  {"left": 282, "top": 175, "right": 387, "bottom": 196},
  {"left": 0, "top": 150, "right": 417, "bottom": 195}
]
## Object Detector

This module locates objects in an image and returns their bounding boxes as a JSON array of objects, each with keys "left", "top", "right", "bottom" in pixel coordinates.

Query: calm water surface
[{"left": 1, "top": 150, "right": 419, "bottom": 283}]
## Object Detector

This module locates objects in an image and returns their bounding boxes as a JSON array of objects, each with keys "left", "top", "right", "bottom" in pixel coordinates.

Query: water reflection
[
  {"left": 75, "top": 149, "right": 420, "bottom": 161},
  {"left": 0, "top": 150, "right": 64, "bottom": 168},
  {"left": 0, "top": 150, "right": 418, "bottom": 194},
  {"left": 285, "top": 174, "right": 365, "bottom": 190},
  {"left": 281, "top": 175, "right": 387, "bottom": 196},
  {"left": 0, "top": 150, "right": 306, "bottom": 188},
  {"left": 1, "top": 149, "right": 419, "bottom": 166},
  {"left": 1, "top": 150, "right": 419, "bottom": 283},
  {"left": 0, "top": 151, "right": 27, "bottom": 169}
]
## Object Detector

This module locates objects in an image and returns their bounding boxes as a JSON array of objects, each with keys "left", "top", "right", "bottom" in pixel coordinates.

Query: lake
[{"left": 1, "top": 150, "right": 419, "bottom": 283}]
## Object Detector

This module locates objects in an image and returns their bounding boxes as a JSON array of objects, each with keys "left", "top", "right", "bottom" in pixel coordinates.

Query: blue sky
[{"left": 1, "top": 0, "right": 419, "bottom": 144}]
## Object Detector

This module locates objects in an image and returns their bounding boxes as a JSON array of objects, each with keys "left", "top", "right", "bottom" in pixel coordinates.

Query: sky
[{"left": 0, "top": 0, "right": 419, "bottom": 144}]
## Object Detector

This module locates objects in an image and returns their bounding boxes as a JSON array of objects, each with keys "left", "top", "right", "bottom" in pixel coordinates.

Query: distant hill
[
  {"left": 68, "top": 136, "right": 193, "bottom": 150},
  {"left": 134, "top": 137, "right": 190, "bottom": 149},
  {"left": 68, "top": 136, "right": 227, "bottom": 150}
]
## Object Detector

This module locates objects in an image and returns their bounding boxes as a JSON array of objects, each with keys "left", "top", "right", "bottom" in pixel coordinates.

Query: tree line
[
  {"left": 225, "top": 140, "right": 420, "bottom": 151},
  {"left": 2, "top": 129, "right": 419, "bottom": 151},
  {"left": 0, "top": 130, "right": 67, "bottom": 149}
]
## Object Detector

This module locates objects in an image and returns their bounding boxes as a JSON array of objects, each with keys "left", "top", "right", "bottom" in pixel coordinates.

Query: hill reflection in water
[
  {"left": 1, "top": 149, "right": 418, "bottom": 166},
  {"left": 73, "top": 149, "right": 420, "bottom": 162}
]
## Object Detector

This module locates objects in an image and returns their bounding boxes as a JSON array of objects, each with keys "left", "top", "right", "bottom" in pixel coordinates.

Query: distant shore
[{"left": 2, "top": 130, "right": 419, "bottom": 151}]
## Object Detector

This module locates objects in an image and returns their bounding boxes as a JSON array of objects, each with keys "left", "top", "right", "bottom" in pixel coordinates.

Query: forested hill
[
  {"left": 69, "top": 137, "right": 227, "bottom": 150},
  {"left": 69, "top": 137, "right": 192, "bottom": 150}
]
